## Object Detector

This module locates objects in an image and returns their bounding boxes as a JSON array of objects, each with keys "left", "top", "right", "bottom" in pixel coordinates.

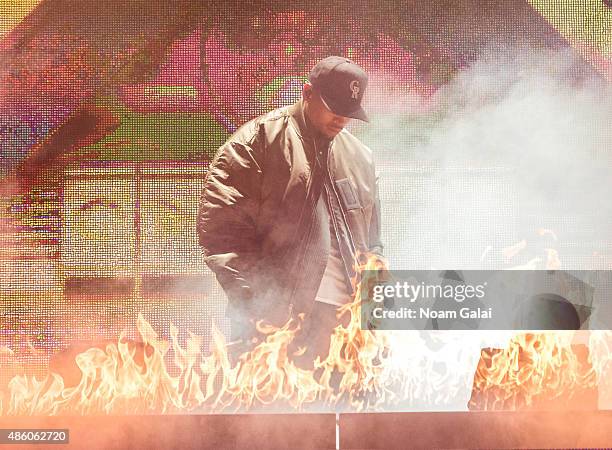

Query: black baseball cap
[{"left": 308, "top": 56, "right": 370, "bottom": 122}]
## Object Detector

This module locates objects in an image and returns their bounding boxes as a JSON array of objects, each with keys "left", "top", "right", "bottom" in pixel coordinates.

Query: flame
[
  {"left": 0, "top": 254, "right": 391, "bottom": 415},
  {"left": 201, "top": 315, "right": 322, "bottom": 411},
  {"left": 314, "top": 256, "right": 392, "bottom": 411},
  {"left": 468, "top": 332, "right": 599, "bottom": 410},
  {"left": 501, "top": 228, "right": 560, "bottom": 269},
  {"left": 1, "top": 254, "right": 612, "bottom": 415}
]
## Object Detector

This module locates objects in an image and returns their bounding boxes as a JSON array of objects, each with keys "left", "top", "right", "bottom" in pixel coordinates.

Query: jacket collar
[
  {"left": 288, "top": 99, "right": 312, "bottom": 141},
  {"left": 288, "top": 99, "right": 333, "bottom": 150}
]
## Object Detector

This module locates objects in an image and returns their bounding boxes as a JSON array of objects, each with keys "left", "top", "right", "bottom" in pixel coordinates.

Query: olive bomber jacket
[{"left": 196, "top": 99, "right": 383, "bottom": 327}]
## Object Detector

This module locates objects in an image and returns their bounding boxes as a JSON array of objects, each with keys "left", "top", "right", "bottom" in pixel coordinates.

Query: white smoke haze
[
  {"left": 347, "top": 45, "right": 612, "bottom": 410},
  {"left": 359, "top": 45, "right": 611, "bottom": 270},
  {"left": 432, "top": 47, "right": 610, "bottom": 184},
  {"left": 354, "top": 45, "right": 612, "bottom": 284},
  {"left": 211, "top": 46, "right": 612, "bottom": 412},
  {"left": 379, "top": 330, "right": 513, "bottom": 411}
]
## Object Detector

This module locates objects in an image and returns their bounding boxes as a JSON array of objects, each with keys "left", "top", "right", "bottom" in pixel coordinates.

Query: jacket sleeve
[
  {"left": 368, "top": 174, "right": 384, "bottom": 257},
  {"left": 197, "top": 138, "right": 263, "bottom": 313}
]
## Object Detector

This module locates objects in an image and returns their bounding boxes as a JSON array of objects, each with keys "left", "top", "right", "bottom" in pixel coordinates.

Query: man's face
[{"left": 302, "top": 83, "right": 352, "bottom": 139}]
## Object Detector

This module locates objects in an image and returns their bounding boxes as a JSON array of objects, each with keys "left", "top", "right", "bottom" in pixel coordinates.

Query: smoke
[
  {"left": 358, "top": 45, "right": 612, "bottom": 271},
  {"left": 349, "top": 45, "right": 612, "bottom": 410},
  {"left": 199, "top": 46, "right": 612, "bottom": 411},
  {"left": 430, "top": 46, "right": 610, "bottom": 201}
]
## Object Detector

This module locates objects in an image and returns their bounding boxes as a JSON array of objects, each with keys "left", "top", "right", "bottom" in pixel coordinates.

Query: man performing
[{"left": 197, "top": 56, "right": 383, "bottom": 361}]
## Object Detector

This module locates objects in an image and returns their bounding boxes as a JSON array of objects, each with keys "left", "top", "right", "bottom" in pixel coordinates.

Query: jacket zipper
[
  {"left": 278, "top": 137, "right": 318, "bottom": 265},
  {"left": 284, "top": 137, "right": 322, "bottom": 315}
]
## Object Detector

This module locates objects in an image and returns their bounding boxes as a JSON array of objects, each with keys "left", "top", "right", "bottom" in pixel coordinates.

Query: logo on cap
[
  {"left": 350, "top": 80, "right": 361, "bottom": 99},
  {"left": 308, "top": 56, "right": 370, "bottom": 122}
]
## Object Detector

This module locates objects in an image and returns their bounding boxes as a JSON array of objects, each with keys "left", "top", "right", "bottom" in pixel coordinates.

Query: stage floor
[{"left": 3, "top": 411, "right": 612, "bottom": 449}]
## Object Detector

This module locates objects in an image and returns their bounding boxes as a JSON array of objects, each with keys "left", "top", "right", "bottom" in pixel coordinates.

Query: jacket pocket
[{"left": 335, "top": 178, "right": 361, "bottom": 211}]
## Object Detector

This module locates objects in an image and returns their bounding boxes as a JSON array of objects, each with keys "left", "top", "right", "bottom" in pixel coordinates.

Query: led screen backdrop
[{"left": 0, "top": 0, "right": 611, "bottom": 409}]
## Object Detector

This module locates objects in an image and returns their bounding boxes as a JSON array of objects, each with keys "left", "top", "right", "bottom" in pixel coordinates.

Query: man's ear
[{"left": 302, "top": 82, "right": 313, "bottom": 101}]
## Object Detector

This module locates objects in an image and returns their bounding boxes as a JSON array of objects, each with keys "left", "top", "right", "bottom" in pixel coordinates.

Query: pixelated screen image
[{"left": 0, "top": 0, "right": 611, "bottom": 416}]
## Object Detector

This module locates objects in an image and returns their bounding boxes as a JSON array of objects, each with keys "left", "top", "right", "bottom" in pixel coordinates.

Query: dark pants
[
  {"left": 292, "top": 301, "right": 351, "bottom": 369},
  {"left": 229, "top": 301, "right": 350, "bottom": 369}
]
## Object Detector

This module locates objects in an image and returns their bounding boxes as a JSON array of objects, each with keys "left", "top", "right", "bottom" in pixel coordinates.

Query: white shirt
[{"left": 314, "top": 199, "right": 352, "bottom": 306}]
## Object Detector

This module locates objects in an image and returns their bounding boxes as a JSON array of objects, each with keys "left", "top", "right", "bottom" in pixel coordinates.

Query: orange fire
[
  {"left": 469, "top": 332, "right": 600, "bottom": 410},
  {"left": 0, "top": 254, "right": 391, "bottom": 415},
  {"left": 315, "top": 257, "right": 392, "bottom": 411},
  {"left": 1, "top": 254, "right": 612, "bottom": 415}
]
